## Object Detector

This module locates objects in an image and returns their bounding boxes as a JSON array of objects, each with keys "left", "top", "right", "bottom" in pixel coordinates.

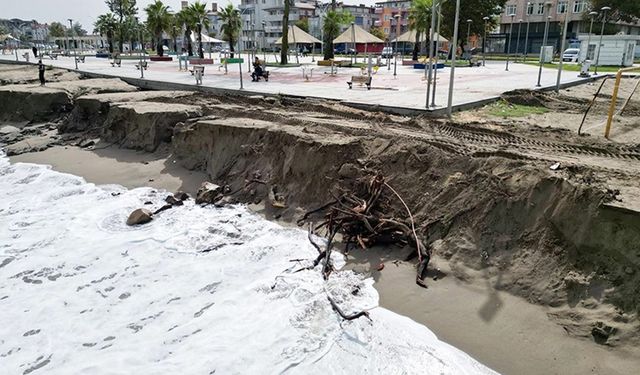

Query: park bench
[
  {"left": 22, "top": 52, "right": 29, "bottom": 61},
  {"left": 75, "top": 56, "right": 85, "bottom": 63},
  {"left": 44, "top": 52, "right": 58, "bottom": 60},
  {"left": 347, "top": 75, "right": 372, "bottom": 90},
  {"left": 135, "top": 61, "right": 148, "bottom": 70},
  {"left": 110, "top": 58, "right": 122, "bottom": 67}
]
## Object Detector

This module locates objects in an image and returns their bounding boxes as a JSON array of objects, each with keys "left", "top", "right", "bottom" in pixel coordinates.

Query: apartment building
[
  {"left": 308, "top": 2, "right": 376, "bottom": 42},
  {"left": 373, "top": 0, "right": 411, "bottom": 41},
  {"left": 498, "top": 0, "right": 640, "bottom": 55},
  {"left": 239, "top": 0, "right": 317, "bottom": 50}
]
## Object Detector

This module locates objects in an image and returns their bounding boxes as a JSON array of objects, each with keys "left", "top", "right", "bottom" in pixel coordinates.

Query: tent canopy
[
  {"left": 0, "top": 34, "right": 18, "bottom": 42},
  {"left": 392, "top": 29, "right": 449, "bottom": 43},
  {"left": 333, "top": 24, "right": 384, "bottom": 44},
  {"left": 275, "top": 25, "right": 321, "bottom": 45},
  {"left": 190, "top": 32, "right": 224, "bottom": 44}
]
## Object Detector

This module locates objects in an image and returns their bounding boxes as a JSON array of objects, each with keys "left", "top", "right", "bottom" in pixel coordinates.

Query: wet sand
[{"left": 10, "top": 145, "right": 640, "bottom": 375}]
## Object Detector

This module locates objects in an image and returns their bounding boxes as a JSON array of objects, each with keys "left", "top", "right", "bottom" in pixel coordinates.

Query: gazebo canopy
[
  {"left": 275, "top": 25, "right": 321, "bottom": 44},
  {"left": 190, "top": 32, "right": 224, "bottom": 44},
  {"left": 333, "top": 24, "right": 384, "bottom": 44},
  {"left": 393, "top": 29, "right": 449, "bottom": 43}
]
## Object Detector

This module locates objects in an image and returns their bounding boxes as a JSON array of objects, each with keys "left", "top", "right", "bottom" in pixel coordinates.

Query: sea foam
[{"left": 0, "top": 151, "right": 497, "bottom": 374}]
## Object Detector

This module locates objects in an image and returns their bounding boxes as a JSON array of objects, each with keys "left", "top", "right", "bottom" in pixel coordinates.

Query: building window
[
  {"left": 526, "top": 2, "right": 534, "bottom": 15},
  {"left": 535, "top": 3, "right": 545, "bottom": 15},
  {"left": 573, "top": 0, "right": 587, "bottom": 13},
  {"left": 557, "top": 1, "right": 568, "bottom": 14},
  {"left": 505, "top": 5, "right": 517, "bottom": 16}
]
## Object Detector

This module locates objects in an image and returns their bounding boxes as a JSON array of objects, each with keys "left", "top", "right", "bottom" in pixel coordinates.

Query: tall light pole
[
  {"left": 426, "top": 0, "right": 438, "bottom": 106},
  {"left": 393, "top": 13, "right": 400, "bottom": 78},
  {"left": 68, "top": 19, "right": 78, "bottom": 70},
  {"left": 536, "top": 2, "right": 553, "bottom": 87},
  {"left": 555, "top": 1, "right": 570, "bottom": 92},
  {"left": 262, "top": 20, "right": 266, "bottom": 62},
  {"left": 135, "top": 17, "right": 144, "bottom": 78},
  {"left": 515, "top": 19, "right": 523, "bottom": 60},
  {"left": 466, "top": 19, "right": 472, "bottom": 55},
  {"left": 505, "top": 14, "right": 515, "bottom": 71},
  {"left": 431, "top": 1, "right": 442, "bottom": 107},
  {"left": 523, "top": 2, "right": 531, "bottom": 62},
  {"left": 446, "top": 0, "right": 461, "bottom": 117},
  {"left": 594, "top": 6, "right": 611, "bottom": 75},
  {"left": 584, "top": 11, "right": 599, "bottom": 62},
  {"left": 482, "top": 16, "right": 489, "bottom": 67}
]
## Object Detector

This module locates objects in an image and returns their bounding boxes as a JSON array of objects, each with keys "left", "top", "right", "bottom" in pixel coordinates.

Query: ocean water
[{"left": 0, "top": 151, "right": 497, "bottom": 374}]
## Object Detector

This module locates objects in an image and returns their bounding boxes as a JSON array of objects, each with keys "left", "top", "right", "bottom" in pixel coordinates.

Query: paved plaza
[{"left": 1, "top": 50, "right": 589, "bottom": 112}]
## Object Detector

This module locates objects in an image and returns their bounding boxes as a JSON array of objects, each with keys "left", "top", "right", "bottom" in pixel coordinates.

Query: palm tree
[
  {"left": 106, "top": 0, "right": 138, "bottom": 53},
  {"left": 94, "top": 13, "right": 118, "bottom": 53},
  {"left": 409, "top": 0, "right": 432, "bottom": 61},
  {"left": 219, "top": 4, "right": 241, "bottom": 58},
  {"left": 178, "top": 8, "right": 195, "bottom": 56},
  {"left": 167, "top": 13, "right": 181, "bottom": 53},
  {"left": 145, "top": 0, "right": 171, "bottom": 56},
  {"left": 322, "top": 10, "right": 353, "bottom": 60},
  {"left": 188, "top": 1, "right": 211, "bottom": 59},
  {"left": 280, "top": 0, "right": 291, "bottom": 64}
]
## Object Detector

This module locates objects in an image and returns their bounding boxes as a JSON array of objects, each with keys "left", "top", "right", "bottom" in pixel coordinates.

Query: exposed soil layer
[{"left": 1, "top": 66, "right": 639, "bottom": 355}]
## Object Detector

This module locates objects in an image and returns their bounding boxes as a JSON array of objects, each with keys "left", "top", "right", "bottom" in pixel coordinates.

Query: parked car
[
  {"left": 334, "top": 44, "right": 356, "bottom": 55},
  {"left": 381, "top": 46, "right": 394, "bottom": 58},
  {"left": 562, "top": 48, "right": 580, "bottom": 62}
]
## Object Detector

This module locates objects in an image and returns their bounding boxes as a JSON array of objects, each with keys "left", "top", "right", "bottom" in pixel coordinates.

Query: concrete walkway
[{"left": 1, "top": 51, "right": 590, "bottom": 113}]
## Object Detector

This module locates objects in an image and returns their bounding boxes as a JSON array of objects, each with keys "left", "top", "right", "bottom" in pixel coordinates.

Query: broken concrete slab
[{"left": 0, "top": 85, "right": 72, "bottom": 122}]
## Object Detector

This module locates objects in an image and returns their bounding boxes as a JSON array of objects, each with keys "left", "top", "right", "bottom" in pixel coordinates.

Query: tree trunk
[
  {"left": 157, "top": 32, "right": 163, "bottom": 56},
  {"left": 280, "top": 1, "right": 290, "bottom": 65},
  {"left": 412, "top": 31, "right": 420, "bottom": 61},
  {"left": 107, "top": 32, "right": 114, "bottom": 54},
  {"left": 229, "top": 38, "right": 235, "bottom": 58},
  {"left": 323, "top": 31, "right": 334, "bottom": 60},
  {"left": 197, "top": 24, "right": 204, "bottom": 58},
  {"left": 185, "top": 27, "right": 193, "bottom": 56},
  {"left": 173, "top": 37, "right": 177, "bottom": 53}
]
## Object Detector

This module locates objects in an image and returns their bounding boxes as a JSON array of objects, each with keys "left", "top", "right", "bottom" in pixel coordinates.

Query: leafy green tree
[
  {"left": 49, "top": 22, "right": 66, "bottom": 38},
  {"left": 189, "top": 1, "right": 211, "bottom": 58},
  {"left": 590, "top": 0, "right": 640, "bottom": 23},
  {"left": 145, "top": 0, "right": 171, "bottom": 56},
  {"left": 105, "top": 0, "right": 138, "bottom": 52},
  {"left": 440, "top": 0, "right": 505, "bottom": 56},
  {"left": 0, "top": 25, "right": 8, "bottom": 35},
  {"left": 167, "top": 13, "right": 182, "bottom": 53},
  {"left": 409, "top": 0, "right": 432, "bottom": 61},
  {"left": 295, "top": 18, "right": 309, "bottom": 33},
  {"left": 94, "top": 13, "right": 118, "bottom": 53},
  {"left": 219, "top": 3, "right": 241, "bottom": 58},
  {"left": 73, "top": 22, "right": 88, "bottom": 36},
  {"left": 369, "top": 25, "right": 386, "bottom": 41},
  {"left": 322, "top": 10, "right": 354, "bottom": 60},
  {"left": 178, "top": 8, "right": 196, "bottom": 56}
]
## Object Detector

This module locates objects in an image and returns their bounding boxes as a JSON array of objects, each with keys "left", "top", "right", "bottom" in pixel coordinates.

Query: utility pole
[
  {"left": 505, "top": 14, "right": 514, "bottom": 71},
  {"left": 482, "top": 16, "right": 489, "bottom": 67},
  {"left": 594, "top": 6, "right": 611, "bottom": 75},
  {"left": 446, "top": 0, "right": 461, "bottom": 117},
  {"left": 535, "top": 2, "right": 553, "bottom": 87},
  {"left": 555, "top": 2, "right": 570, "bottom": 92},
  {"left": 69, "top": 19, "right": 78, "bottom": 70}
]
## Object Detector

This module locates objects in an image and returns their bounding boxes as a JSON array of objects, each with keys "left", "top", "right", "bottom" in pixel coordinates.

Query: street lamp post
[
  {"left": 536, "top": 2, "right": 553, "bottom": 87},
  {"left": 594, "top": 6, "right": 611, "bottom": 75},
  {"left": 446, "top": 0, "right": 461, "bottom": 117},
  {"left": 431, "top": 1, "right": 442, "bottom": 107},
  {"left": 262, "top": 21, "right": 266, "bottom": 62},
  {"left": 426, "top": 0, "right": 438, "bottom": 106},
  {"left": 393, "top": 14, "right": 400, "bottom": 77},
  {"left": 466, "top": 19, "right": 472, "bottom": 53},
  {"left": 68, "top": 19, "right": 78, "bottom": 70},
  {"left": 482, "top": 16, "right": 489, "bottom": 67},
  {"left": 505, "top": 14, "right": 514, "bottom": 71},
  {"left": 523, "top": 2, "right": 531, "bottom": 62},
  {"left": 515, "top": 19, "right": 523, "bottom": 60},
  {"left": 555, "top": 2, "right": 571, "bottom": 92},
  {"left": 584, "top": 11, "right": 599, "bottom": 62},
  {"left": 135, "top": 17, "right": 144, "bottom": 78}
]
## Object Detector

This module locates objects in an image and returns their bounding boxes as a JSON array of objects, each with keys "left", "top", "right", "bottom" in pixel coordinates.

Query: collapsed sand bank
[{"left": 2, "top": 65, "right": 640, "bottom": 373}]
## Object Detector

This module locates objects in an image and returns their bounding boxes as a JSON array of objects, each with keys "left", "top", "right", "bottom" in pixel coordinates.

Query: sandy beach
[{"left": 12, "top": 144, "right": 640, "bottom": 375}]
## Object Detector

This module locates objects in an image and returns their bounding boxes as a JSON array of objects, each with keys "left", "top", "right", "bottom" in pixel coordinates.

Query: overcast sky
[{"left": 4, "top": 0, "right": 378, "bottom": 32}]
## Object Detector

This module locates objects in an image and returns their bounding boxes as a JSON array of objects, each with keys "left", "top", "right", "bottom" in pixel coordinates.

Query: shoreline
[{"left": 11, "top": 144, "right": 640, "bottom": 375}]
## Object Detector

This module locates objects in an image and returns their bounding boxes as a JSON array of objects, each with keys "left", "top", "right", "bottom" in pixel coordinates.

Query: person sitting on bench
[{"left": 251, "top": 57, "right": 264, "bottom": 82}]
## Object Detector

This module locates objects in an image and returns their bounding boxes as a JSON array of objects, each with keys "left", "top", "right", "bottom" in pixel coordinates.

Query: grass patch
[
  {"left": 523, "top": 61, "right": 624, "bottom": 73},
  {"left": 488, "top": 100, "right": 548, "bottom": 117}
]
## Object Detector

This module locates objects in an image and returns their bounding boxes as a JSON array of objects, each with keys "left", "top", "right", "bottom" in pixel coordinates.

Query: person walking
[
  {"left": 38, "top": 59, "right": 45, "bottom": 86},
  {"left": 32, "top": 46, "right": 38, "bottom": 58}
]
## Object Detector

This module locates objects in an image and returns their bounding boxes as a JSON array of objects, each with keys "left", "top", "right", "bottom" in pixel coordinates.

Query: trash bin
[{"left": 579, "top": 60, "right": 591, "bottom": 77}]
